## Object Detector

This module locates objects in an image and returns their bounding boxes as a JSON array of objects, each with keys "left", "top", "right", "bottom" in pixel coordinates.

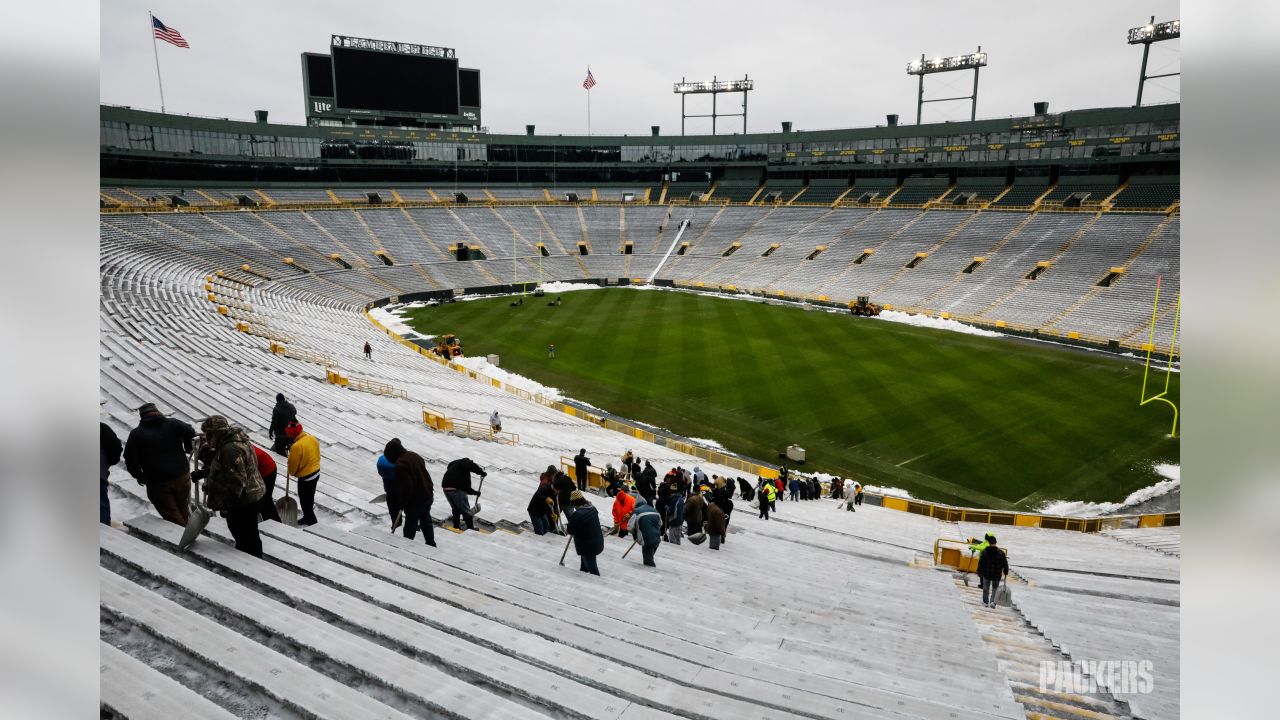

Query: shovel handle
[
  {"left": 621, "top": 538, "right": 638, "bottom": 558},
  {"left": 558, "top": 535, "right": 573, "bottom": 566}
]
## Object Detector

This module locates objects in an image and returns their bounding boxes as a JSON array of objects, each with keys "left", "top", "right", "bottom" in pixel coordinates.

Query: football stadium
[{"left": 99, "top": 8, "right": 1181, "bottom": 720}]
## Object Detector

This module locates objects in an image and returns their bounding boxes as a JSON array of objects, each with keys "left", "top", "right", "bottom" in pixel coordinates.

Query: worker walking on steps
[
  {"left": 363, "top": 341, "right": 372, "bottom": 360},
  {"left": 377, "top": 448, "right": 402, "bottom": 531},
  {"left": 268, "top": 393, "right": 297, "bottom": 456},
  {"left": 123, "top": 402, "right": 196, "bottom": 527},
  {"left": 574, "top": 448, "right": 592, "bottom": 491},
  {"left": 965, "top": 533, "right": 992, "bottom": 587},
  {"left": 195, "top": 416, "right": 266, "bottom": 558},
  {"left": 285, "top": 421, "right": 321, "bottom": 526},
  {"left": 978, "top": 535, "right": 1010, "bottom": 608},
  {"left": 384, "top": 439, "right": 435, "bottom": 547},
  {"left": 566, "top": 490, "right": 604, "bottom": 575},
  {"left": 629, "top": 496, "right": 663, "bottom": 567},
  {"left": 441, "top": 457, "right": 486, "bottom": 531}
]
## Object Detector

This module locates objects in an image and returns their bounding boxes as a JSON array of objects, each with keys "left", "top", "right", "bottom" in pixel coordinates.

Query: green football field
[{"left": 403, "top": 288, "right": 1179, "bottom": 510}]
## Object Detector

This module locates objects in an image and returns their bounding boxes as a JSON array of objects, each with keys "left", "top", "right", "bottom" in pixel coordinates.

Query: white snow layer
[
  {"left": 451, "top": 354, "right": 564, "bottom": 400},
  {"left": 874, "top": 310, "right": 1004, "bottom": 338},
  {"left": 369, "top": 306, "right": 423, "bottom": 338},
  {"left": 1036, "top": 463, "right": 1180, "bottom": 517},
  {"left": 687, "top": 437, "right": 726, "bottom": 451},
  {"left": 538, "top": 281, "right": 600, "bottom": 293}
]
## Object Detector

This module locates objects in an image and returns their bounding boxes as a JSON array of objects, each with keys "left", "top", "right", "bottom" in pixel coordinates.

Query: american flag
[
  {"left": 583, "top": 69, "right": 596, "bottom": 90},
  {"left": 152, "top": 16, "right": 190, "bottom": 48}
]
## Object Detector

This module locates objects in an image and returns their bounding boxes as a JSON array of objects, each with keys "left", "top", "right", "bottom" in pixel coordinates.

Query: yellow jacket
[
  {"left": 287, "top": 433, "right": 321, "bottom": 478},
  {"left": 761, "top": 483, "right": 777, "bottom": 501}
]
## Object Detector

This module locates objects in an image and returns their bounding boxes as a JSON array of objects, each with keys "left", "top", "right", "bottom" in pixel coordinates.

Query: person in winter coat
[
  {"left": 268, "top": 393, "right": 297, "bottom": 455},
  {"left": 285, "top": 421, "right": 321, "bottom": 526},
  {"left": 636, "top": 462, "right": 657, "bottom": 506},
  {"left": 844, "top": 478, "right": 856, "bottom": 511},
  {"left": 441, "top": 457, "right": 486, "bottom": 531},
  {"left": 758, "top": 481, "right": 776, "bottom": 520},
  {"left": 574, "top": 449, "right": 592, "bottom": 491},
  {"left": 656, "top": 476, "right": 676, "bottom": 531},
  {"left": 539, "top": 464, "right": 557, "bottom": 488},
  {"left": 710, "top": 480, "right": 734, "bottom": 540},
  {"left": 629, "top": 497, "right": 663, "bottom": 567},
  {"left": 737, "top": 477, "right": 753, "bottom": 501},
  {"left": 855, "top": 482, "right": 864, "bottom": 506},
  {"left": 977, "top": 536, "right": 1010, "bottom": 607},
  {"left": 384, "top": 439, "right": 435, "bottom": 546},
  {"left": 490, "top": 410, "right": 502, "bottom": 434},
  {"left": 196, "top": 416, "right": 266, "bottom": 557},
  {"left": 100, "top": 423, "right": 123, "bottom": 525},
  {"left": 363, "top": 341, "right": 372, "bottom": 360},
  {"left": 566, "top": 490, "right": 604, "bottom": 575},
  {"left": 603, "top": 464, "right": 621, "bottom": 497},
  {"left": 612, "top": 488, "right": 636, "bottom": 537},
  {"left": 123, "top": 403, "right": 196, "bottom": 527},
  {"left": 706, "top": 501, "right": 727, "bottom": 550},
  {"left": 829, "top": 476, "right": 841, "bottom": 500},
  {"left": 377, "top": 451, "right": 401, "bottom": 531},
  {"left": 692, "top": 466, "right": 708, "bottom": 487},
  {"left": 552, "top": 471, "right": 576, "bottom": 525},
  {"left": 810, "top": 476, "right": 821, "bottom": 500},
  {"left": 666, "top": 492, "right": 685, "bottom": 544},
  {"left": 252, "top": 444, "right": 281, "bottom": 523},
  {"left": 684, "top": 490, "right": 707, "bottom": 536},
  {"left": 789, "top": 476, "right": 801, "bottom": 502},
  {"left": 527, "top": 480, "right": 557, "bottom": 535}
]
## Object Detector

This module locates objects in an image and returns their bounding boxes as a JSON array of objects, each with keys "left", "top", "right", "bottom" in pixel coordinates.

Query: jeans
[
  {"left": 759, "top": 501, "right": 770, "bottom": 519},
  {"left": 403, "top": 499, "right": 436, "bottom": 546},
  {"left": 146, "top": 473, "right": 191, "bottom": 527},
  {"left": 444, "top": 490, "right": 474, "bottom": 529},
  {"left": 530, "top": 513, "right": 552, "bottom": 535},
  {"left": 225, "top": 503, "right": 263, "bottom": 558},
  {"left": 258, "top": 470, "right": 281, "bottom": 523},
  {"left": 641, "top": 544, "right": 658, "bottom": 567},
  {"left": 100, "top": 480, "right": 111, "bottom": 525},
  {"left": 579, "top": 554, "right": 600, "bottom": 575},
  {"left": 297, "top": 474, "right": 319, "bottom": 525},
  {"left": 982, "top": 576, "right": 1003, "bottom": 605}
]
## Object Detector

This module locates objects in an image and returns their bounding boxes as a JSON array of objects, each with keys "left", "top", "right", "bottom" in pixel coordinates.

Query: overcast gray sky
[{"left": 101, "top": 0, "right": 1179, "bottom": 135}]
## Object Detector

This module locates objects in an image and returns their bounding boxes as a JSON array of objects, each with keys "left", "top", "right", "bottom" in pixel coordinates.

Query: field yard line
[{"left": 896, "top": 452, "right": 928, "bottom": 467}]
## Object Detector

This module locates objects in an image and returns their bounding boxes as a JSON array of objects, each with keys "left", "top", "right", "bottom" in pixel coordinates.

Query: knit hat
[
  {"left": 284, "top": 421, "right": 303, "bottom": 439},
  {"left": 384, "top": 438, "right": 404, "bottom": 462},
  {"left": 138, "top": 402, "right": 162, "bottom": 418},
  {"left": 276, "top": 393, "right": 286, "bottom": 402},
  {"left": 570, "top": 489, "right": 585, "bottom": 503}
]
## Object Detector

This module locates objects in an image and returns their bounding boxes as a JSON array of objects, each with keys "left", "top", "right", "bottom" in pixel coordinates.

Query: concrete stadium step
[
  {"left": 99, "top": 640, "right": 237, "bottom": 720},
  {"left": 317, "top": 523, "right": 1012, "bottom": 720},
  {"left": 229, "top": 519, "right": 820, "bottom": 720},
  {"left": 951, "top": 577, "right": 1132, "bottom": 720},
  {"left": 108, "top": 519, "right": 579, "bottom": 720},
  {"left": 99, "top": 563, "right": 412, "bottom": 719}
]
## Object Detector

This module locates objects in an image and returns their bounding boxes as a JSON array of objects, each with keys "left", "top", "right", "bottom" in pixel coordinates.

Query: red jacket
[
  {"left": 612, "top": 490, "right": 636, "bottom": 531},
  {"left": 253, "top": 446, "right": 277, "bottom": 479}
]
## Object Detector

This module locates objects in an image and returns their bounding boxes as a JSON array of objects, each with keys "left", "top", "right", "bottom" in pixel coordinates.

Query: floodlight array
[
  {"left": 1127, "top": 20, "right": 1180, "bottom": 44},
  {"left": 906, "top": 52, "right": 987, "bottom": 76},
  {"left": 673, "top": 79, "right": 754, "bottom": 94}
]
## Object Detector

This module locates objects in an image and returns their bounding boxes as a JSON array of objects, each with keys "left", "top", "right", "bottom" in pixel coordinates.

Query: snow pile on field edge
[
  {"left": 687, "top": 437, "right": 726, "bottom": 451},
  {"left": 451, "top": 354, "right": 564, "bottom": 401},
  {"left": 1036, "top": 463, "right": 1180, "bottom": 517},
  {"left": 539, "top": 281, "right": 601, "bottom": 293},
  {"left": 874, "top": 310, "right": 1003, "bottom": 338}
]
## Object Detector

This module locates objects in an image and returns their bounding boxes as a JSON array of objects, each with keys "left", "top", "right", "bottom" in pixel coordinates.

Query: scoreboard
[{"left": 303, "top": 36, "right": 480, "bottom": 128}]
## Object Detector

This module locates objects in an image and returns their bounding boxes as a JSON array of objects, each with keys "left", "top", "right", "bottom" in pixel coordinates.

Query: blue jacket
[
  {"left": 630, "top": 499, "right": 662, "bottom": 547},
  {"left": 376, "top": 454, "right": 396, "bottom": 494}
]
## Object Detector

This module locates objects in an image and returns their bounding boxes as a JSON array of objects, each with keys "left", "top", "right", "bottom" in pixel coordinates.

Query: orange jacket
[{"left": 612, "top": 490, "right": 635, "bottom": 531}]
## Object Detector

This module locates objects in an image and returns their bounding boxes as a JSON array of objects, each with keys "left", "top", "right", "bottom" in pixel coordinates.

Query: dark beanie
[
  {"left": 138, "top": 402, "right": 161, "bottom": 418},
  {"left": 384, "top": 438, "right": 404, "bottom": 462},
  {"left": 276, "top": 393, "right": 286, "bottom": 402}
]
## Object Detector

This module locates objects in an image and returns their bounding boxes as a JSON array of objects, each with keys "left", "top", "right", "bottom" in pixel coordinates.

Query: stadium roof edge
[{"left": 100, "top": 103, "right": 1178, "bottom": 146}]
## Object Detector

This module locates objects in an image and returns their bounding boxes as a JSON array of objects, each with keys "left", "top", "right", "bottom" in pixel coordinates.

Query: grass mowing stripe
[{"left": 404, "top": 289, "right": 1178, "bottom": 509}]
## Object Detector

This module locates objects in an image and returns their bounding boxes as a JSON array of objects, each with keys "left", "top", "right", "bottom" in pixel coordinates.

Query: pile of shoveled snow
[
  {"left": 538, "top": 281, "right": 600, "bottom": 293},
  {"left": 687, "top": 437, "right": 726, "bottom": 451},
  {"left": 1036, "top": 463, "right": 1180, "bottom": 517},
  {"left": 451, "top": 355, "right": 563, "bottom": 400},
  {"left": 369, "top": 306, "right": 424, "bottom": 338},
  {"left": 874, "top": 310, "right": 1003, "bottom": 338}
]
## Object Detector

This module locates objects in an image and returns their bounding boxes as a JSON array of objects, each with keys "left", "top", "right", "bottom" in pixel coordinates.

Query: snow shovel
[
  {"left": 370, "top": 492, "right": 387, "bottom": 504},
  {"left": 178, "top": 438, "right": 211, "bottom": 551},
  {"left": 558, "top": 535, "right": 573, "bottom": 566},
  {"left": 178, "top": 480, "right": 211, "bottom": 551},
  {"left": 621, "top": 538, "right": 638, "bottom": 558},
  {"left": 470, "top": 475, "right": 486, "bottom": 514},
  {"left": 995, "top": 582, "right": 1013, "bottom": 607},
  {"left": 276, "top": 473, "right": 300, "bottom": 526}
]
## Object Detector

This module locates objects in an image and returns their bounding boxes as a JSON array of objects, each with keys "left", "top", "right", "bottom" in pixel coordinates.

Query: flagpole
[{"left": 149, "top": 12, "right": 167, "bottom": 113}]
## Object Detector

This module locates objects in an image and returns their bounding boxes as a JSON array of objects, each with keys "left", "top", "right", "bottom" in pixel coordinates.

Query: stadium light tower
[
  {"left": 673, "top": 76, "right": 753, "bottom": 135},
  {"left": 1128, "top": 17, "right": 1180, "bottom": 107},
  {"left": 906, "top": 47, "right": 987, "bottom": 125}
]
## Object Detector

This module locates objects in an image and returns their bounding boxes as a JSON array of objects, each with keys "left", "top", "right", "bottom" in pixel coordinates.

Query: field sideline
[{"left": 404, "top": 288, "right": 1179, "bottom": 510}]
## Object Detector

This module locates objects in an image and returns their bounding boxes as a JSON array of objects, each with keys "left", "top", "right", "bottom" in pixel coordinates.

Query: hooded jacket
[
  {"left": 269, "top": 395, "right": 296, "bottom": 438},
  {"left": 553, "top": 471, "right": 576, "bottom": 511},
  {"left": 684, "top": 492, "right": 707, "bottom": 528},
  {"left": 442, "top": 457, "right": 485, "bottom": 494},
  {"left": 612, "top": 490, "right": 636, "bottom": 531},
  {"left": 199, "top": 416, "right": 266, "bottom": 512},
  {"left": 706, "top": 502, "right": 727, "bottom": 535},
  {"left": 124, "top": 413, "right": 196, "bottom": 485},
  {"left": 629, "top": 498, "right": 662, "bottom": 547},
  {"left": 567, "top": 503, "right": 604, "bottom": 557},
  {"left": 385, "top": 439, "right": 433, "bottom": 507}
]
